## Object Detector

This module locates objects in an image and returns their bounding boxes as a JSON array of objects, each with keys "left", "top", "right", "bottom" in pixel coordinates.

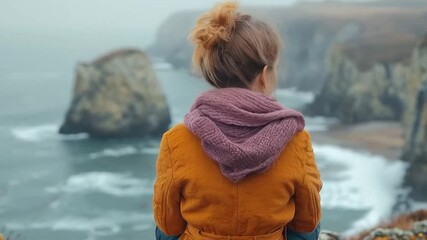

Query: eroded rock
[{"left": 59, "top": 49, "right": 171, "bottom": 138}]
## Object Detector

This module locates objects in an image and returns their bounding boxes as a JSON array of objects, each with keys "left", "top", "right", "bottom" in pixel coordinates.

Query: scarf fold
[{"left": 184, "top": 87, "right": 305, "bottom": 183}]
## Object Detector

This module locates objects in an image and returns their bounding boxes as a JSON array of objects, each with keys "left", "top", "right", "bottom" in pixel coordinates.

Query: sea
[{"left": 0, "top": 59, "right": 407, "bottom": 240}]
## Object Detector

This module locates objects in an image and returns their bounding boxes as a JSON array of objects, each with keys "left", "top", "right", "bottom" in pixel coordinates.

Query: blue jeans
[
  {"left": 155, "top": 225, "right": 320, "bottom": 240},
  {"left": 287, "top": 225, "right": 321, "bottom": 240},
  {"left": 155, "top": 227, "right": 180, "bottom": 240}
]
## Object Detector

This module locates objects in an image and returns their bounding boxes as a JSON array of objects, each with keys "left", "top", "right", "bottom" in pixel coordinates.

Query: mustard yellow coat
[{"left": 153, "top": 123, "right": 322, "bottom": 239}]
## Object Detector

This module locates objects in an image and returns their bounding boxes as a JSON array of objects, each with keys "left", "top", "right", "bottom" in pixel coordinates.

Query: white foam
[
  {"left": 313, "top": 144, "right": 408, "bottom": 233},
  {"left": 131, "top": 224, "right": 152, "bottom": 231},
  {"left": 153, "top": 61, "right": 173, "bottom": 71},
  {"left": 321, "top": 180, "right": 369, "bottom": 210},
  {"left": 275, "top": 88, "right": 315, "bottom": 104},
  {"left": 88, "top": 147, "right": 138, "bottom": 159},
  {"left": 50, "top": 218, "right": 121, "bottom": 236},
  {"left": 305, "top": 116, "right": 339, "bottom": 132},
  {"left": 46, "top": 172, "right": 153, "bottom": 197},
  {"left": 140, "top": 147, "right": 159, "bottom": 155},
  {"left": 11, "top": 124, "right": 88, "bottom": 143},
  {"left": 5, "top": 212, "right": 153, "bottom": 235}
]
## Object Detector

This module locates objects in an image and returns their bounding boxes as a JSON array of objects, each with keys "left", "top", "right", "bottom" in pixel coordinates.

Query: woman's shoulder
[
  {"left": 163, "top": 123, "right": 199, "bottom": 145},
  {"left": 289, "top": 129, "right": 312, "bottom": 149},
  {"left": 165, "top": 123, "right": 192, "bottom": 135}
]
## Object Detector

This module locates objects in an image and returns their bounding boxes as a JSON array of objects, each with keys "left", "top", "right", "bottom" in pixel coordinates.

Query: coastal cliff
[
  {"left": 149, "top": 1, "right": 427, "bottom": 92},
  {"left": 305, "top": 1, "right": 427, "bottom": 122},
  {"left": 402, "top": 37, "right": 427, "bottom": 200},
  {"left": 59, "top": 49, "right": 171, "bottom": 138},
  {"left": 309, "top": 35, "right": 427, "bottom": 199},
  {"left": 306, "top": 47, "right": 407, "bottom": 123}
]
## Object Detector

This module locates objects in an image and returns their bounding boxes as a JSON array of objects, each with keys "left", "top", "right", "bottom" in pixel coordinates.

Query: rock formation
[
  {"left": 307, "top": 34, "right": 427, "bottom": 198},
  {"left": 305, "top": 1, "right": 427, "bottom": 123},
  {"left": 402, "top": 37, "right": 427, "bottom": 200},
  {"left": 306, "top": 47, "right": 406, "bottom": 123},
  {"left": 59, "top": 49, "right": 171, "bottom": 138}
]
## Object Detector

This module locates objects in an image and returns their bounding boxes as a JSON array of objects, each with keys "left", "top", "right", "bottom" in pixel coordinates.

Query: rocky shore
[
  {"left": 311, "top": 121, "right": 404, "bottom": 160},
  {"left": 314, "top": 210, "right": 427, "bottom": 240},
  {"left": 348, "top": 209, "right": 427, "bottom": 240}
]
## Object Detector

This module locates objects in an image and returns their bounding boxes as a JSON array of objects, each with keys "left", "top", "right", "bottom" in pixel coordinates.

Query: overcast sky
[
  {"left": 0, "top": 0, "right": 298, "bottom": 46},
  {"left": 0, "top": 0, "right": 375, "bottom": 71},
  {"left": 0, "top": 0, "right": 374, "bottom": 48}
]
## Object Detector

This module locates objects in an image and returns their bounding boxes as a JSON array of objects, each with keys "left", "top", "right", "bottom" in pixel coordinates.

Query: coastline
[{"left": 311, "top": 121, "right": 404, "bottom": 160}]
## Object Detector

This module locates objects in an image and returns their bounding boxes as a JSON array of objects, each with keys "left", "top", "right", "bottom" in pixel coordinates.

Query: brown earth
[{"left": 311, "top": 121, "right": 405, "bottom": 159}]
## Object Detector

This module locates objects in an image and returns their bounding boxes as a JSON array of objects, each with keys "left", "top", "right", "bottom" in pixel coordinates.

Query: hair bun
[{"left": 190, "top": 2, "right": 237, "bottom": 49}]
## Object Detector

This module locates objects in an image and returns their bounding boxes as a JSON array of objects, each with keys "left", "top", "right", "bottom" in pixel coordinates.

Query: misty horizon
[{"left": 0, "top": 0, "right": 374, "bottom": 72}]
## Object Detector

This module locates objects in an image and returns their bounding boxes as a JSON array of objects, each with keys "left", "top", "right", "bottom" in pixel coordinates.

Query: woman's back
[{"left": 153, "top": 124, "right": 321, "bottom": 239}]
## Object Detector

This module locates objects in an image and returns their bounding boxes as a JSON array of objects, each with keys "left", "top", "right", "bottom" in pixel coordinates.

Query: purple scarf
[{"left": 184, "top": 88, "right": 305, "bottom": 183}]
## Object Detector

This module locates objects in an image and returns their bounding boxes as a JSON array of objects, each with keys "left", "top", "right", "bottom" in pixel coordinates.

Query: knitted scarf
[{"left": 184, "top": 87, "right": 305, "bottom": 183}]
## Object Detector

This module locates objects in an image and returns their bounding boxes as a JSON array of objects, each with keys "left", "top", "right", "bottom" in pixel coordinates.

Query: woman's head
[{"left": 189, "top": 2, "right": 281, "bottom": 95}]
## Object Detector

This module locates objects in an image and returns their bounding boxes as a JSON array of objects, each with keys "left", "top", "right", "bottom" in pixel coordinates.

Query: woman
[{"left": 153, "top": 2, "right": 322, "bottom": 239}]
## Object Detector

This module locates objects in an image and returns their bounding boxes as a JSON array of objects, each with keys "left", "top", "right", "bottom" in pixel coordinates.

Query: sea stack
[{"left": 59, "top": 49, "right": 171, "bottom": 138}]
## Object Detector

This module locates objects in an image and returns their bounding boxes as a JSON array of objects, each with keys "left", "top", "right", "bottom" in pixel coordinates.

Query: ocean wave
[
  {"left": 153, "top": 61, "right": 173, "bottom": 71},
  {"left": 140, "top": 147, "right": 159, "bottom": 155},
  {"left": 275, "top": 88, "right": 315, "bottom": 104},
  {"left": 4, "top": 212, "right": 153, "bottom": 235},
  {"left": 88, "top": 147, "right": 139, "bottom": 159},
  {"left": 314, "top": 144, "right": 408, "bottom": 233},
  {"left": 45, "top": 172, "right": 153, "bottom": 197},
  {"left": 305, "top": 116, "right": 339, "bottom": 132},
  {"left": 321, "top": 180, "right": 370, "bottom": 210},
  {"left": 11, "top": 124, "right": 88, "bottom": 143},
  {"left": 88, "top": 146, "right": 159, "bottom": 159}
]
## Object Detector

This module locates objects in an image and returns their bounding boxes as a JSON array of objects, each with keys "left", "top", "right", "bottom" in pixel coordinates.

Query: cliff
[
  {"left": 309, "top": 34, "right": 427, "bottom": 199},
  {"left": 59, "top": 49, "right": 171, "bottom": 138},
  {"left": 402, "top": 37, "right": 427, "bottom": 200},
  {"left": 306, "top": 1, "right": 427, "bottom": 122},
  {"left": 149, "top": 1, "right": 427, "bottom": 92},
  {"left": 306, "top": 47, "right": 407, "bottom": 123},
  {"left": 148, "top": 10, "right": 198, "bottom": 69}
]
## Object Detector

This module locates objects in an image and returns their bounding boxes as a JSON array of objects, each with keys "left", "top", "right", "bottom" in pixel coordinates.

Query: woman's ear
[{"left": 259, "top": 65, "right": 269, "bottom": 90}]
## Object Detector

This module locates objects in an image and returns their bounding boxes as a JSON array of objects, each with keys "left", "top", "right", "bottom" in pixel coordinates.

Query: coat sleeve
[
  {"left": 153, "top": 133, "right": 186, "bottom": 236},
  {"left": 288, "top": 131, "right": 322, "bottom": 233}
]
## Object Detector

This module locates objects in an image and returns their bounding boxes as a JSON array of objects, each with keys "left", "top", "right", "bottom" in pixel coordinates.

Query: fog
[
  {"left": 0, "top": 0, "right": 296, "bottom": 47},
  {"left": 0, "top": 0, "right": 373, "bottom": 72}
]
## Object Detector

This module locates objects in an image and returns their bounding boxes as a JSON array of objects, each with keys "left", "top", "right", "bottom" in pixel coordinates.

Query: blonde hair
[{"left": 189, "top": 2, "right": 281, "bottom": 88}]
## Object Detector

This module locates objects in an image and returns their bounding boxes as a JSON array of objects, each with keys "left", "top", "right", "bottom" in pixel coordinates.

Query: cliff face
[
  {"left": 148, "top": 11, "right": 198, "bottom": 69},
  {"left": 402, "top": 37, "right": 427, "bottom": 200},
  {"left": 274, "top": 13, "right": 361, "bottom": 91},
  {"left": 149, "top": 1, "right": 427, "bottom": 92},
  {"left": 309, "top": 34, "right": 427, "bottom": 199},
  {"left": 306, "top": 1, "right": 427, "bottom": 122},
  {"left": 59, "top": 49, "right": 171, "bottom": 138},
  {"left": 306, "top": 48, "right": 406, "bottom": 123}
]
